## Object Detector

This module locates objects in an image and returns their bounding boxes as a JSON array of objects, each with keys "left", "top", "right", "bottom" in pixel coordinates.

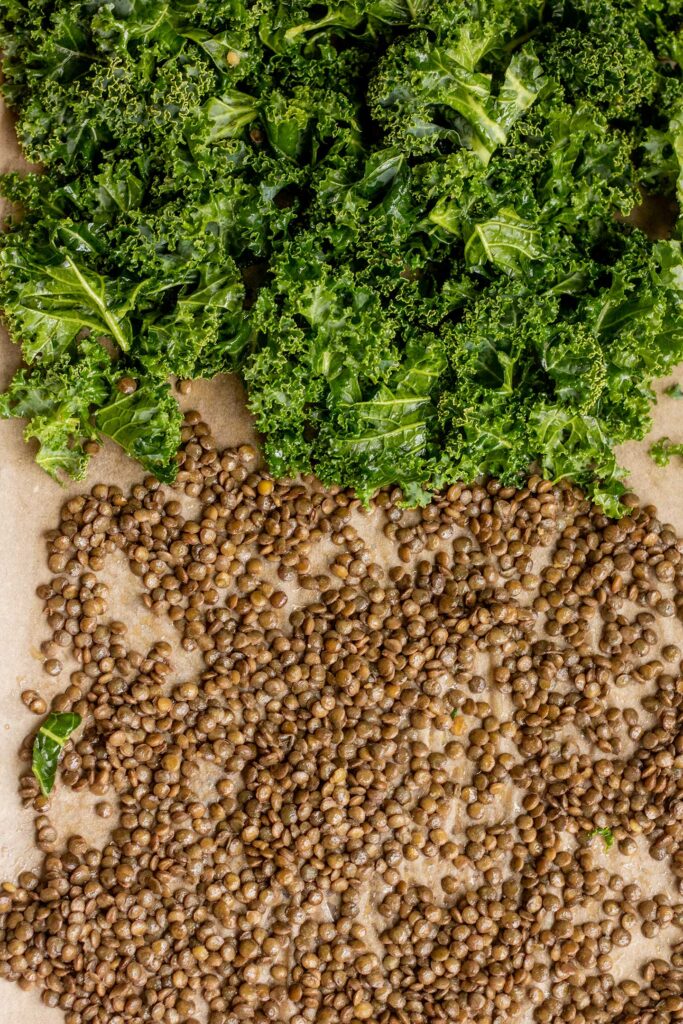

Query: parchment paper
[{"left": 1, "top": 93, "right": 683, "bottom": 1023}]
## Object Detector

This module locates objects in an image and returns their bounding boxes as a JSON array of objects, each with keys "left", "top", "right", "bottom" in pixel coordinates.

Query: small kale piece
[
  {"left": 32, "top": 712, "right": 82, "bottom": 796},
  {"left": 0, "top": 339, "right": 112, "bottom": 480},
  {"left": 0, "top": 338, "right": 182, "bottom": 482},
  {"left": 650, "top": 437, "right": 683, "bottom": 466},
  {"left": 586, "top": 827, "right": 614, "bottom": 851}
]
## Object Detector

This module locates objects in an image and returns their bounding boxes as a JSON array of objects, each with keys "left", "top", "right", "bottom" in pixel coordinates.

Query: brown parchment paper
[{"left": 0, "top": 90, "right": 683, "bottom": 1023}]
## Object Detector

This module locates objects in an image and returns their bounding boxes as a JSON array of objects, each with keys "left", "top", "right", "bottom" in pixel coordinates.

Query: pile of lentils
[{"left": 2, "top": 410, "right": 683, "bottom": 1024}]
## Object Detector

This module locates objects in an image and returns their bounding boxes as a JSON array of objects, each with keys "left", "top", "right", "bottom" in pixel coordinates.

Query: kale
[
  {"left": 0, "top": 0, "right": 681, "bottom": 508},
  {"left": 650, "top": 437, "right": 683, "bottom": 465}
]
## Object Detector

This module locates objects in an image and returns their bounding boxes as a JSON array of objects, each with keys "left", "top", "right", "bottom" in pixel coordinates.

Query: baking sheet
[{"left": 1, "top": 93, "right": 683, "bottom": 1023}]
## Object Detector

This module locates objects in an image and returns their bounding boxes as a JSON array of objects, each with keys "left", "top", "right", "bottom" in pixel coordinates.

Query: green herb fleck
[
  {"left": 31, "top": 712, "right": 82, "bottom": 797},
  {"left": 587, "top": 827, "right": 614, "bottom": 850},
  {"left": 450, "top": 708, "right": 461, "bottom": 720},
  {"left": 665, "top": 383, "right": 683, "bottom": 399}
]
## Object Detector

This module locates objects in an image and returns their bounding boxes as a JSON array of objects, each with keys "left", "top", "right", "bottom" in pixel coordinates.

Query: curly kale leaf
[
  {"left": 369, "top": 30, "right": 546, "bottom": 163},
  {"left": 463, "top": 206, "right": 545, "bottom": 274},
  {"left": 0, "top": 338, "right": 111, "bottom": 479},
  {"left": 0, "top": 338, "right": 181, "bottom": 482},
  {"left": 0, "top": 241, "right": 143, "bottom": 362},
  {"left": 94, "top": 382, "right": 183, "bottom": 482},
  {"left": 541, "top": 1, "right": 660, "bottom": 120}
]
